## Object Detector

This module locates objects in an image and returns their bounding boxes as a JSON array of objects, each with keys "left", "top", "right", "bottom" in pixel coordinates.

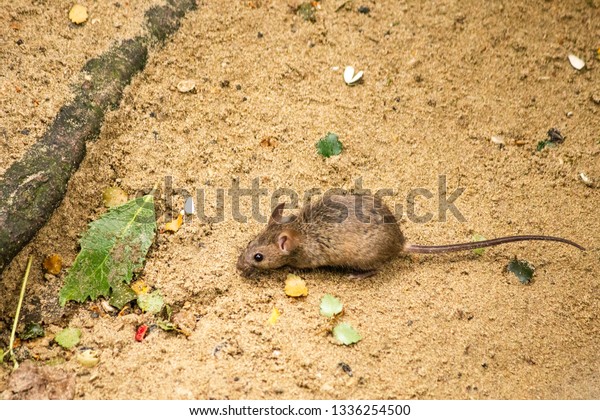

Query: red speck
[{"left": 135, "top": 324, "right": 148, "bottom": 342}]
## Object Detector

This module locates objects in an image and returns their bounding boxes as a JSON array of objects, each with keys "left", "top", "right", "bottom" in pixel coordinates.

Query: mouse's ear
[
  {"left": 269, "top": 202, "right": 297, "bottom": 225},
  {"left": 269, "top": 202, "right": 286, "bottom": 225},
  {"left": 278, "top": 230, "right": 299, "bottom": 254}
]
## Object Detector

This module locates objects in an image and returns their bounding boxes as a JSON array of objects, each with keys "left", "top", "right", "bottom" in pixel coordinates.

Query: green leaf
[
  {"left": 320, "top": 294, "right": 343, "bottom": 318},
  {"left": 137, "top": 291, "right": 164, "bottom": 314},
  {"left": 19, "top": 323, "right": 45, "bottom": 340},
  {"left": 333, "top": 322, "right": 362, "bottom": 345},
  {"left": 536, "top": 140, "right": 547, "bottom": 151},
  {"left": 296, "top": 2, "right": 316, "bottom": 22},
  {"left": 472, "top": 234, "right": 486, "bottom": 256},
  {"left": 59, "top": 193, "right": 156, "bottom": 308},
  {"left": 316, "top": 132, "right": 343, "bottom": 158},
  {"left": 507, "top": 259, "right": 535, "bottom": 284},
  {"left": 157, "top": 320, "right": 176, "bottom": 331},
  {"left": 55, "top": 328, "right": 81, "bottom": 349}
]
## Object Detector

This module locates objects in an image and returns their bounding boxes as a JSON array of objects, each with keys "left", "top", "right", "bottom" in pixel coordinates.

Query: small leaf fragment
[
  {"left": 316, "top": 132, "right": 343, "bottom": 158},
  {"left": 507, "top": 259, "right": 535, "bottom": 284},
  {"left": 69, "top": 4, "right": 88, "bottom": 24},
  {"left": 333, "top": 322, "right": 362, "bottom": 345},
  {"left": 472, "top": 234, "right": 486, "bottom": 256},
  {"left": 43, "top": 254, "right": 63, "bottom": 275},
  {"left": 137, "top": 290, "right": 164, "bottom": 314},
  {"left": 131, "top": 280, "right": 149, "bottom": 295},
  {"left": 102, "top": 186, "right": 128, "bottom": 208},
  {"left": 296, "top": 2, "right": 317, "bottom": 22},
  {"left": 537, "top": 128, "right": 565, "bottom": 151},
  {"left": 55, "top": 328, "right": 81, "bottom": 349},
  {"left": 76, "top": 349, "right": 99, "bottom": 368},
  {"left": 19, "top": 323, "right": 45, "bottom": 340},
  {"left": 320, "top": 294, "right": 343, "bottom": 318},
  {"left": 284, "top": 273, "right": 308, "bottom": 297},
  {"left": 164, "top": 211, "right": 183, "bottom": 233},
  {"left": 157, "top": 320, "right": 176, "bottom": 331},
  {"left": 267, "top": 307, "right": 281, "bottom": 325}
]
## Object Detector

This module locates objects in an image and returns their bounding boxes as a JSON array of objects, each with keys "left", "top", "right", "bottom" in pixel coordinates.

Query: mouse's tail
[{"left": 404, "top": 235, "right": 585, "bottom": 254}]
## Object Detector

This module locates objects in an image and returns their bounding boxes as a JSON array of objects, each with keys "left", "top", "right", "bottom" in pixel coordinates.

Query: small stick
[{"left": 8, "top": 256, "right": 33, "bottom": 370}]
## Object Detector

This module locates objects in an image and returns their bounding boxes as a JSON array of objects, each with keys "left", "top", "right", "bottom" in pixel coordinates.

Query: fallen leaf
[
  {"left": 267, "top": 307, "right": 281, "bottom": 325},
  {"left": 137, "top": 290, "right": 164, "bottom": 314},
  {"left": 472, "top": 234, "right": 486, "bottom": 256},
  {"left": 320, "top": 294, "right": 343, "bottom": 318},
  {"left": 131, "top": 280, "right": 149, "bottom": 295},
  {"left": 19, "top": 323, "right": 44, "bottom": 340},
  {"left": 102, "top": 186, "right": 128, "bottom": 208},
  {"left": 507, "top": 259, "right": 535, "bottom": 284},
  {"left": 296, "top": 2, "right": 316, "bottom": 22},
  {"left": 164, "top": 211, "right": 183, "bottom": 233},
  {"left": 333, "top": 322, "right": 362, "bottom": 345},
  {"left": 59, "top": 191, "right": 156, "bottom": 308},
  {"left": 316, "top": 132, "right": 343, "bottom": 158},
  {"left": 43, "top": 254, "right": 62, "bottom": 275},
  {"left": 54, "top": 328, "right": 81, "bottom": 349},
  {"left": 69, "top": 4, "right": 88, "bottom": 25},
  {"left": 4, "top": 361, "right": 75, "bottom": 399},
  {"left": 284, "top": 273, "right": 308, "bottom": 297}
]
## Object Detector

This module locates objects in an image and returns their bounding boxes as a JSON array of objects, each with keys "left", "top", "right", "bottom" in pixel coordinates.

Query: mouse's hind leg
[{"left": 348, "top": 270, "right": 377, "bottom": 279}]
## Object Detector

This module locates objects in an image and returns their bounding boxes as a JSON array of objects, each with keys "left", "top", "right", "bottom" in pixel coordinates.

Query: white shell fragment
[
  {"left": 579, "top": 172, "right": 593, "bottom": 187},
  {"left": 343, "top": 66, "right": 364, "bottom": 85},
  {"left": 491, "top": 135, "right": 505, "bottom": 146},
  {"left": 568, "top": 54, "right": 585, "bottom": 71},
  {"left": 177, "top": 80, "right": 196, "bottom": 93},
  {"left": 184, "top": 197, "right": 195, "bottom": 215}
]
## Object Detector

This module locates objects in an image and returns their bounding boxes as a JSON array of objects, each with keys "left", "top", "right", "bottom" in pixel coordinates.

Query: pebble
[{"left": 177, "top": 80, "right": 196, "bottom": 93}]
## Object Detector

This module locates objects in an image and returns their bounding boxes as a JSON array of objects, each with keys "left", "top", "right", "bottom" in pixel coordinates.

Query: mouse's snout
[{"left": 236, "top": 251, "right": 255, "bottom": 277}]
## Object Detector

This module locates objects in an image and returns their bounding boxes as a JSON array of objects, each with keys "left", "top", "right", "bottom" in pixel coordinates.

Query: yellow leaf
[
  {"left": 102, "top": 186, "right": 128, "bottom": 208},
  {"left": 164, "top": 212, "right": 183, "bottom": 233},
  {"left": 43, "top": 254, "right": 63, "bottom": 275},
  {"left": 69, "top": 4, "right": 88, "bottom": 24},
  {"left": 284, "top": 273, "right": 308, "bottom": 297},
  {"left": 267, "top": 307, "right": 281, "bottom": 325},
  {"left": 131, "top": 280, "right": 149, "bottom": 295}
]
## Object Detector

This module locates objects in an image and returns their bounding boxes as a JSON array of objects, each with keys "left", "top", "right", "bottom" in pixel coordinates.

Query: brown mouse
[{"left": 236, "top": 194, "right": 585, "bottom": 278}]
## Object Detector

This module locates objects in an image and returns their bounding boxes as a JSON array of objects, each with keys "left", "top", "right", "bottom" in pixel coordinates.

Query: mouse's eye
[{"left": 253, "top": 253, "right": 264, "bottom": 262}]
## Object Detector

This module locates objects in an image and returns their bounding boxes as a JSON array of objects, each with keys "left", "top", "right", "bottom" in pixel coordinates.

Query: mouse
[{"left": 236, "top": 194, "right": 585, "bottom": 278}]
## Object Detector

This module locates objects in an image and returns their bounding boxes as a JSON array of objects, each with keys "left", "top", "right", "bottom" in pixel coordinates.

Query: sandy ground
[{"left": 1, "top": 0, "right": 599, "bottom": 399}]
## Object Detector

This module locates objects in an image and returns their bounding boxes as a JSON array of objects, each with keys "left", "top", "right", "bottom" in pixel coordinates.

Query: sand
[{"left": 1, "top": 0, "right": 599, "bottom": 399}]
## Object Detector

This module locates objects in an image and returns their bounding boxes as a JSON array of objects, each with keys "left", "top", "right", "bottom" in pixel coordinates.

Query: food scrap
[{"left": 135, "top": 324, "right": 149, "bottom": 342}]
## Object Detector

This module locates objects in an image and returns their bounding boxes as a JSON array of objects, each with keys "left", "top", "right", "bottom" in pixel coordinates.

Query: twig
[{"left": 8, "top": 256, "right": 33, "bottom": 370}]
